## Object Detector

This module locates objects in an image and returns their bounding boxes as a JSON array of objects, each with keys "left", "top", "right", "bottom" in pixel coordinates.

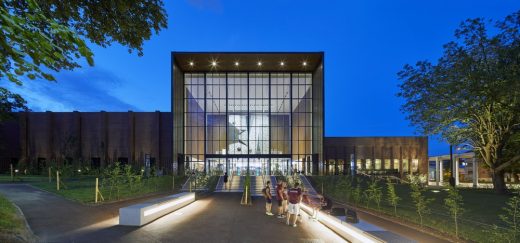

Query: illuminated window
[
  {"left": 365, "top": 159, "right": 372, "bottom": 170},
  {"left": 394, "top": 159, "right": 400, "bottom": 171},
  {"left": 412, "top": 159, "right": 419, "bottom": 172},
  {"left": 402, "top": 159, "right": 409, "bottom": 172},
  {"left": 375, "top": 159, "right": 382, "bottom": 170},
  {"left": 384, "top": 159, "right": 391, "bottom": 170},
  {"left": 356, "top": 159, "right": 362, "bottom": 170}
]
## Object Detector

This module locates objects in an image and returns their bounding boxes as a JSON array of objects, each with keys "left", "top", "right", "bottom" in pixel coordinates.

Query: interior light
[
  {"left": 257, "top": 61, "right": 262, "bottom": 66},
  {"left": 302, "top": 61, "right": 307, "bottom": 66}
]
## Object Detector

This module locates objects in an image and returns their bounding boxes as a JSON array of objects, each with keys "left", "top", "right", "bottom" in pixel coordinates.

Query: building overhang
[{"left": 172, "top": 52, "right": 323, "bottom": 72}]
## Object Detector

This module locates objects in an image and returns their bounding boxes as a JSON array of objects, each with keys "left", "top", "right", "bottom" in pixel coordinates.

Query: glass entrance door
[
  {"left": 271, "top": 158, "right": 290, "bottom": 176},
  {"left": 249, "top": 158, "right": 268, "bottom": 176},
  {"left": 229, "top": 158, "right": 248, "bottom": 176},
  {"left": 207, "top": 158, "right": 226, "bottom": 176}
]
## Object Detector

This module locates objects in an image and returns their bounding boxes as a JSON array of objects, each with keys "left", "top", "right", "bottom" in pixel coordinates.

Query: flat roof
[{"left": 172, "top": 52, "right": 323, "bottom": 72}]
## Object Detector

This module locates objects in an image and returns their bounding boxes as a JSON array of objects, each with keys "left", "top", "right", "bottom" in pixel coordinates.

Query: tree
[
  {"left": 444, "top": 187, "right": 464, "bottom": 238},
  {"left": 386, "top": 178, "right": 400, "bottom": 216},
  {"left": 0, "top": 0, "right": 167, "bottom": 94},
  {"left": 398, "top": 11, "right": 520, "bottom": 194},
  {"left": 501, "top": 195, "right": 520, "bottom": 242},
  {"left": 366, "top": 178, "right": 383, "bottom": 210},
  {"left": 409, "top": 175, "right": 433, "bottom": 226},
  {"left": 0, "top": 87, "right": 28, "bottom": 121},
  {"left": 352, "top": 178, "right": 362, "bottom": 206}
]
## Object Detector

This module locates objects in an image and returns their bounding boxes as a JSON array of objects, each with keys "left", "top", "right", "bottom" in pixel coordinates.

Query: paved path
[
  {"left": 0, "top": 184, "right": 346, "bottom": 243},
  {"left": 300, "top": 175, "right": 450, "bottom": 243}
]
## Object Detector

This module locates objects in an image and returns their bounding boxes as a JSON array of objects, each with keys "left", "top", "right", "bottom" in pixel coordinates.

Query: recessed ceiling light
[
  {"left": 211, "top": 61, "right": 217, "bottom": 67},
  {"left": 302, "top": 61, "right": 307, "bottom": 66},
  {"left": 235, "top": 62, "right": 239, "bottom": 66},
  {"left": 257, "top": 61, "right": 262, "bottom": 66},
  {"left": 280, "top": 61, "right": 285, "bottom": 66},
  {"left": 189, "top": 62, "right": 194, "bottom": 66}
]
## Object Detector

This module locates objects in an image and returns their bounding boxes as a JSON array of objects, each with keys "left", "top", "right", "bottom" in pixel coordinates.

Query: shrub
[
  {"left": 444, "top": 186, "right": 464, "bottom": 238},
  {"left": 408, "top": 174, "right": 433, "bottom": 226},
  {"left": 386, "top": 178, "right": 400, "bottom": 216}
]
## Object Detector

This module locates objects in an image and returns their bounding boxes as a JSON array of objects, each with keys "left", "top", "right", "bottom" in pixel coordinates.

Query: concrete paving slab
[{"left": 0, "top": 184, "right": 347, "bottom": 243}]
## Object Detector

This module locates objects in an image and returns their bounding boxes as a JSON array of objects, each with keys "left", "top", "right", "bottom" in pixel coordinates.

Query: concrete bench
[
  {"left": 119, "top": 192, "right": 195, "bottom": 226},
  {"left": 300, "top": 203, "right": 385, "bottom": 243}
]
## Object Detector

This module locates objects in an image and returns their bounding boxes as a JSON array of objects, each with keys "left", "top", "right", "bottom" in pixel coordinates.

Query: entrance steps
[
  {"left": 250, "top": 176, "right": 265, "bottom": 196},
  {"left": 299, "top": 174, "right": 319, "bottom": 196},
  {"left": 215, "top": 175, "right": 279, "bottom": 196},
  {"left": 215, "top": 175, "right": 243, "bottom": 192}
]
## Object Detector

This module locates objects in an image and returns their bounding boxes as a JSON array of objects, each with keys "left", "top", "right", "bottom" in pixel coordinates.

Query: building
[
  {"left": 172, "top": 52, "right": 324, "bottom": 176},
  {"left": 0, "top": 52, "right": 428, "bottom": 177},
  {"left": 0, "top": 111, "right": 172, "bottom": 173},
  {"left": 324, "top": 137, "right": 428, "bottom": 177}
]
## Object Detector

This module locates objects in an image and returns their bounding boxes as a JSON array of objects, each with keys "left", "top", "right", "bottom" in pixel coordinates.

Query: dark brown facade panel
[
  {"left": 0, "top": 112, "right": 173, "bottom": 172},
  {"left": 323, "top": 137, "right": 428, "bottom": 177}
]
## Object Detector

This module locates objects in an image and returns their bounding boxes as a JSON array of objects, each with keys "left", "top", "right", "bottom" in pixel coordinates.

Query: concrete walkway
[{"left": 0, "top": 184, "right": 346, "bottom": 243}]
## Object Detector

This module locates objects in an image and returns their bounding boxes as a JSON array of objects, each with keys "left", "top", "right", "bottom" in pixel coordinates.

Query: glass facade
[{"left": 184, "top": 72, "right": 313, "bottom": 175}]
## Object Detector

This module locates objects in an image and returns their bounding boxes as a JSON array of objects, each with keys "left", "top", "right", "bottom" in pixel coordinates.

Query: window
[
  {"left": 375, "top": 159, "right": 382, "bottom": 170},
  {"left": 384, "top": 159, "right": 391, "bottom": 170},
  {"left": 183, "top": 71, "right": 313, "bottom": 168},
  {"left": 365, "top": 159, "right": 372, "bottom": 170},
  {"left": 356, "top": 159, "right": 362, "bottom": 170},
  {"left": 412, "top": 159, "right": 419, "bottom": 173},
  {"left": 402, "top": 159, "right": 409, "bottom": 172},
  {"left": 393, "top": 159, "right": 400, "bottom": 171}
]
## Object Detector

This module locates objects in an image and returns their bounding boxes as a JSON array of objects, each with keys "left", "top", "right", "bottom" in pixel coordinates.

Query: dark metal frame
[{"left": 175, "top": 52, "right": 324, "bottom": 175}]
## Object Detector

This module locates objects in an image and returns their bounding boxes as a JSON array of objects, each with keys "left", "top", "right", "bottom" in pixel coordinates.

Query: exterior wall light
[
  {"left": 257, "top": 61, "right": 262, "bottom": 66},
  {"left": 235, "top": 62, "right": 239, "bottom": 66},
  {"left": 211, "top": 61, "right": 217, "bottom": 67},
  {"left": 280, "top": 61, "right": 285, "bottom": 66},
  {"left": 303, "top": 61, "right": 307, "bottom": 66},
  {"left": 189, "top": 62, "right": 194, "bottom": 66}
]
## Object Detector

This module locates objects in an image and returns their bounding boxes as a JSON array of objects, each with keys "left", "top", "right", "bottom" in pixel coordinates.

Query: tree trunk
[{"left": 492, "top": 169, "right": 508, "bottom": 194}]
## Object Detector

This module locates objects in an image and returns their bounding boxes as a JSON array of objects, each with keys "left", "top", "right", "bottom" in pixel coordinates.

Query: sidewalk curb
[{"left": 11, "top": 200, "right": 40, "bottom": 243}]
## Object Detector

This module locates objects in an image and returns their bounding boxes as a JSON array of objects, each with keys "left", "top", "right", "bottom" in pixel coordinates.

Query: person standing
[
  {"left": 264, "top": 181, "right": 274, "bottom": 216},
  {"left": 282, "top": 181, "right": 289, "bottom": 216},
  {"left": 276, "top": 180, "right": 285, "bottom": 218},
  {"left": 223, "top": 172, "right": 228, "bottom": 190},
  {"left": 286, "top": 182, "right": 302, "bottom": 227}
]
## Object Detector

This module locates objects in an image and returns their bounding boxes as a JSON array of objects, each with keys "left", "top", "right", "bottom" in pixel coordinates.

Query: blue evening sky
[{"left": 10, "top": 0, "right": 520, "bottom": 156}]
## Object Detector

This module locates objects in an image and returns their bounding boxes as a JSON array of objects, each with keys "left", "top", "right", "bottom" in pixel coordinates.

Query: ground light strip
[
  {"left": 143, "top": 194, "right": 195, "bottom": 217},
  {"left": 299, "top": 203, "right": 382, "bottom": 243}
]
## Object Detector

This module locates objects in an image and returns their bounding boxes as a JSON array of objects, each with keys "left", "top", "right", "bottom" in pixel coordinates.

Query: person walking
[
  {"left": 286, "top": 182, "right": 302, "bottom": 227},
  {"left": 223, "top": 172, "right": 228, "bottom": 190},
  {"left": 263, "top": 180, "right": 274, "bottom": 216},
  {"left": 276, "top": 180, "right": 285, "bottom": 218}
]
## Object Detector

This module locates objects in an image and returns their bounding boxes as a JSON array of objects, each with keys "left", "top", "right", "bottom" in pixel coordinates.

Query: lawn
[
  {"left": 309, "top": 175, "right": 512, "bottom": 243},
  {"left": 0, "top": 195, "right": 35, "bottom": 243},
  {"left": 0, "top": 174, "right": 187, "bottom": 204}
]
